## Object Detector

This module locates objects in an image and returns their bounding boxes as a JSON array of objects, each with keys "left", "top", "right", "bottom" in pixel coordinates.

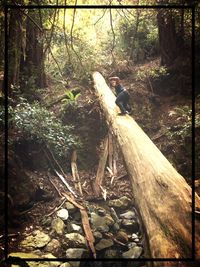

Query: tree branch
[
  {"left": 63, "top": 0, "right": 72, "bottom": 66},
  {"left": 70, "top": 0, "right": 85, "bottom": 71},
  {"left": 94, "top": 8, "right": 107, "bottom": 25},
  {"left": 44, "top": 7, "right": 58, "bottom": 54},
  {"left": 109, "top": 2, "right": 116, "bottom": 63}
]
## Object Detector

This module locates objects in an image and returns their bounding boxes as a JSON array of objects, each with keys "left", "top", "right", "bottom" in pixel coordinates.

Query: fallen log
[{"left": 92, "top": 71, "right": 200, "bottom": 265}]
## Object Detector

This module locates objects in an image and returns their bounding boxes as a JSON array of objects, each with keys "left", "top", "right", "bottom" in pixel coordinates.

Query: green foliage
[
  {"left": 9, "top": 98, "right": 81, "bottom": 157},
  {"left": 136, "top": 65, "right": 168, "bottom": 81},
  {"left": 62, "top": 90, "right": 81, "bottom": 106},
  {"left": 166, "top": 105, "right": 192, "bottom": 140}
]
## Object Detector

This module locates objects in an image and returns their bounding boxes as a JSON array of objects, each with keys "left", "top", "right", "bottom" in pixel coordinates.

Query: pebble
[
  {"left": 51, "top": 218, "right": 65, "bottom": 235},
  {"left": 71, "top": 223, "right": 82, "bottom": 233},
  {"left": 122, "top": 246, "right": 143, "bottom": 259},
  {"left": 65, "top": 233, "right": 87, "bottom": 248},
  {"left": 95, "top": 239, "right": 114, "bottom": 251},
  {"left": 57, "top": 208, "right": 69, "bottom": 221},
  {"left": 66, "top": 248, "right": 89, "bottom": 258},
  {"left": 120, "top": 210, "right": 136, "bottom": 220}
]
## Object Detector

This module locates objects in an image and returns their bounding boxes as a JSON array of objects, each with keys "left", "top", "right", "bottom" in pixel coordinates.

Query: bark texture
[{"left": 92, "top": 71, "right": 200, "bottom": 266}]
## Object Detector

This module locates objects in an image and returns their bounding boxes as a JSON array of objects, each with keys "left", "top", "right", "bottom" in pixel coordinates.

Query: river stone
[
  {"left": 97, "top": 208, "right": 107, "bottom": 216},
  {"left": 57, "top": 208, "right": 69, "bottom": 221},
  {"left": 51, "top": 218, "right": 65, "bottom": 235},
  {"left": 60, "top": 263, "right": 72, "bottom": 267},
  {"left": 95, "top": 239, "right": 114, "bottom": 251},
  {"left": 108, "top": 196, "right": 131, "bottom": 209},
  {"left": 20, "top": 230, "right": 50, "bottom": 249},
  {"left": 45, "top": 238, "right": 61, "bottom": 252},
  {"left": 90, "top": 212, "right": 114, "bottom": 232},
  {"left": 43, "top": 253, "right": 61, "bottom": 265},
  {"left": 70, "top": 223, "right": 82, "bottom": 233},
  {"left": 115, "top": 230, "right": 129, "bottom": 243},
  {"left": 131, "top": 233, "right": 138, "bottom": 240},
  {"left": 93, "top": 231, "right": 103, "bottom": 241},
  {"left": 121, "top": 219, "right": 139, "bottom": 232},
  {"left": 104, "top": 249, "right": 119, "bottom": 258},
  {"left": 65, "top": 202, "right": 77, "bottom": 213},
  {"left": 128, "top": 242, "right": 137, "bottom": 249},
  {"left": 97, "top": 225, "right": 109, "bottom": 233},
  {"left": 122, "top": 246, "right": 143, "bottom": 259},
  {"left": 66, "top": 248, "right": 89, "bottom": 258},
  {"left": 9, "top": 252, "right": 60, "bottom": 267},
  {"left": 120, "top": 210, "right": 136, "bottom": 220},
  {"left": 113, "top": 222, "right": 120, "bottom": 231},
  {"left": 65, "top": 233, "right": 87, "bottom": 248}
]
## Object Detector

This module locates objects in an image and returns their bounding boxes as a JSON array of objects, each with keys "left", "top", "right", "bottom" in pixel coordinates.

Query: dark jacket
[{"left": 115, "top": 84, "right": 125, "bottom": 95}]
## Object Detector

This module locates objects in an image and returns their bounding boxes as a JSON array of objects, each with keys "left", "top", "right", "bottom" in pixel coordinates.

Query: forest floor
[{"left": 0, "top": 58, "right": 196, "bottom": 267}]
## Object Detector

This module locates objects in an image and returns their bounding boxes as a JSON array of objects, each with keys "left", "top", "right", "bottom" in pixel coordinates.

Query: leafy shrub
[
  {"left": 9, "top": 98, "right": 81, "bottom": 157},
  {"left": 61, "top": 90, "right": 81, "bottom": 106},
  {"left": 135, "top": 65, "right": 168, "bottom": 81},
  {"left": 166, "top": 105, "right": 192, "bottom": 140}
]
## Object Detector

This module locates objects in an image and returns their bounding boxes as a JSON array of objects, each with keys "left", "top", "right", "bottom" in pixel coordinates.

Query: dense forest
[{"left": 0, "top": 0, "right": 200, "bottom": 267}]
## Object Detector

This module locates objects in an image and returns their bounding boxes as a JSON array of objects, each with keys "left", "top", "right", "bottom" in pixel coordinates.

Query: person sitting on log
[{"left": 109, "top": 76, "right": 132, "bottom": 115}]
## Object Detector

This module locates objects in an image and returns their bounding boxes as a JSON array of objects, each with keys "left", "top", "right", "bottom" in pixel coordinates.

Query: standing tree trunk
[
  {"left": 20, "top": 9, "right": 46, "bottom": 89},
  {"left": 92, "top": 72, "right": 200, "bottom": 266},
  {"left": 157, "top": 9, "right": 178, "bottom": 66},
  {"left": 8, "top": 9, "right": 23, "bottom": 97}
]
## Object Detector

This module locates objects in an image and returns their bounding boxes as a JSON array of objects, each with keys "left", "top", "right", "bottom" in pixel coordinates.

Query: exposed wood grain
[{"left": 93, "top": 71, "right": 200, "bottom": 265}]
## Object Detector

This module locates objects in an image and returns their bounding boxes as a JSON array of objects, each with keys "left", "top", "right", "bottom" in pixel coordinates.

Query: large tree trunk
[
  {"left": 92, "top": 72, "right": 200, "bottom": 266},
  {"left": 8, "top": 9, "right": 23, "bottom": 97},
  {"left": 157, "top": 9, "right": 178, "bottom": 66},
  {"left": 20, "top": 9, "right": 46, "bottom": 89}
]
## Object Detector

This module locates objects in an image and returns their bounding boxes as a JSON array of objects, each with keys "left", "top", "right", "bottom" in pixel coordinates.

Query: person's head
[
  {"left": 109, "top": 77, "right": 120, "bottom": 87},
  {"left": 110, "top": 79, "right": 117, "bottom": 87}
]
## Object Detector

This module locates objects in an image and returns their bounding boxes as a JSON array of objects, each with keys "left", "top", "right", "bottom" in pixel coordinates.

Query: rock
[
  {"left": 113, "top": 222, "right": 120, "bottom": 231},
  {"left": 71, "top": 223, "right": 82, "bottom": 233},
  {"left": 43, "top": 253, "right": 61, "bottom": 266},
  {"left": 9, "top": 252, "right": 61, "bottom": 267},
  {"left": 131, "top": 233, "right": 138, "bottom": 240},
  {"left": 68, "top": 262, "right": 81, "bottom": 267},
  {"left": 20, "top": 230, "right": 50, "bottom": 249},
  {"left": 120, "top": 210, "right": 136, "bottom": 220},
  {"left": 122, "top": 246, "right": 143, "bottom": 259},
  {"left": 121, "top": 219, "right": 139, "bottom": 232},
  {"left": 128, "top": 242, "right": 137, "bottom": 249},
  {"left": 66, "top": 248, "right": 89, "bottom": 258},
  {"left": 97, "top": 225, "right": 109, "bottom": 233},
  {"left": 115, "top": 230, "right": 129, "bottom": 243},
  {"left": 60, "top": 263, "right": 72, "bottom": 267},
  {"left": 65, "top": 202, "right": 77, "bottom": 213},
  {"left": 108, "top": 196, "right": 131, "bottom": 209},
  {"left": 104, "top": 249, "right": 119, "bottom": 258},
  {"left": 95, "top": 239, "right": 114, "bottom": 251},
  {"left": 45, "top": 239, "right": 61, "bottom": 252},
  {"left": 93, "top": 231, "right": 103, "bottom": 241},
  {"left": 97, "top": 208, "right": 107, "bottom": 216},
  {"left": 65, "top": 233, "right": 87, "bottom": 248},
  {"left": 57, "top": 208, "right": 69, "bottom": 221},
  {"left": 134, "top": 238, "right": 140, "bottom": 243},
  {"left": 110, "top": 207, "right": 120, "bottom": 223},
  {"left": 51, "top": 218, "right": 65, "bottom": 235},
  {"left": 90, "top": 212, "right": 114, "bottom": 232}
]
